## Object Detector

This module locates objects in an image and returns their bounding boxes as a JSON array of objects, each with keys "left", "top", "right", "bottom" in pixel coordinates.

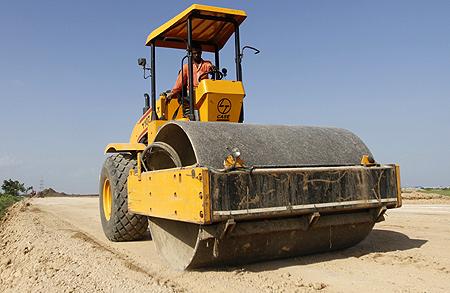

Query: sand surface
[{"left": 1, "top": 195, "right": 449, "bottom": 292}]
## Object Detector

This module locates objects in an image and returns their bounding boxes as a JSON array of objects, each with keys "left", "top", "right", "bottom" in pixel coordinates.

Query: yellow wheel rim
[{"left": 102, "top": 179, "right": 112, "bottom": 221}]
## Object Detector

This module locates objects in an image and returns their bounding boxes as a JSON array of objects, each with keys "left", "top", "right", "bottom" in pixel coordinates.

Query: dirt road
[{"left": 1, "top": 197, "right": 450, "bottom": 292}]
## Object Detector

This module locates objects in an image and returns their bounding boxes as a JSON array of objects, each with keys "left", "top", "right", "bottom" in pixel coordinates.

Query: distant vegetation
[
  {"left": 0, "top": 194, "right": 22, "bottom": 218},
  {"left": 421, "top": 188, "right": 450, "bottom": 197},
  {"left": 1, "top": 179, "right": 31, "bottom": 196},
  {"left": 0, "top": 179, "right": 30, "bottom": 219}
]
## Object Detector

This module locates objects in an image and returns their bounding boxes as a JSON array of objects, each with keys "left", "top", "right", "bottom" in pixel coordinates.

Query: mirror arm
[
  {"left": 240, "top": 46, "right": 261, "bottom": 60},
  {"left": 143, "top": 66, "right": 151, "bottom": 79}
]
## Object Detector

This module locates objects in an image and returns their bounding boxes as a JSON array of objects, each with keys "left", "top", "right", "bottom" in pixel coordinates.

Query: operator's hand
[{"left": 166, "top": 91, "right": 174, "bottom": 102}]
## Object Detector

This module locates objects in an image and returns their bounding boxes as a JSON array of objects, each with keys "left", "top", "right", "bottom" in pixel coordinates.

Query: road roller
[{"left": 99, "top": 4, "right": 402, "bottom": 270}]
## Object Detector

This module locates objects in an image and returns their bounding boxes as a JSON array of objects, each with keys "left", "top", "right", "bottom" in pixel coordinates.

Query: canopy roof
[{"left": 145, "top": 4, "right": 247, "bottom": 52}]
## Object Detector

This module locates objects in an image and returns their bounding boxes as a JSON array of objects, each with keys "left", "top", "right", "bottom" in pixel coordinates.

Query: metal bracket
[
  {"left": 374, "top": 206, "right": 387, "bottom": 223},
  {"left": 213, "top": 219, "right": 237, "bottom": 259},
  {"left": 198, "top": 228, "right": 215, "bottom": 240},
  {"left": 361, "top": 154, "right": 377, "bottom": 166},
  {"left": 308, "top": 212, "right": 321, "bottom": 228},
  {"left": 220, "top": 219, "right": 236, "bottom": 240},
  {"left": 137, "top": 152, "right": 142, "bottom": 181}
]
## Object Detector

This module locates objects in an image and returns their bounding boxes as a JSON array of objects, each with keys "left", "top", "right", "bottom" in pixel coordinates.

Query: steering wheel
[{"left": 198, "top": 68, "right": 224, "bottom": 81}]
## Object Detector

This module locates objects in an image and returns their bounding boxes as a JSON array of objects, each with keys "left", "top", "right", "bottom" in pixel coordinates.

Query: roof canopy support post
[
  {"left": 234, "top": 24, "right": 242, "bottom": 81},
  {"left": 187, "top": 17, "right": 195, "bottom": 121},
  {"left": 214, "top": 47, "right": 220, "bottom": 79},
  {"left": 150, "top": 42, "right": 158, "bottom": 120},
  {"left": 234, "top": 24, "right": 244, "bottom": 123}
]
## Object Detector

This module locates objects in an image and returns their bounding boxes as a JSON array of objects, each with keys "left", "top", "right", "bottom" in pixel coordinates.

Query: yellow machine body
[
  {"left": 101, "top": 4, "right": 402, "bottom": 270},
  {"left": 196, "top": 80, "right": 244, "bottom": 122},
  {"left": 128, "top": 167, "right": 211, "bottom": 224},
  {"left": 127, "top": 163, "right": 402, "bottom": 225},
  {"left": 104, "top": 3, "right": 401, "bottom": 229},
  {"left": 110, "top": 79, "right": 245, "bottom": 149},
  {"left": 122, "top": 79, "right": 245, "bottom": 221}
]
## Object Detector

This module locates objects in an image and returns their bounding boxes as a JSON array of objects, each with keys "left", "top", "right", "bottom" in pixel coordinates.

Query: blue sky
[{"left": 0, "top": 0, "right": 449, "bottom": 193}]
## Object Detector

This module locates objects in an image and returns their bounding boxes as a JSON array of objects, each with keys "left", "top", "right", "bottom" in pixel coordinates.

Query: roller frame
[{"left": 128, "top": 164, "right": 400, "bottom": 224}]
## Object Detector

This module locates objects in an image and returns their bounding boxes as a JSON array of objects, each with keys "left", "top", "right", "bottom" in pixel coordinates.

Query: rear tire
[{"left": 99, "top": 153, "right": 148, "bottom": 241}]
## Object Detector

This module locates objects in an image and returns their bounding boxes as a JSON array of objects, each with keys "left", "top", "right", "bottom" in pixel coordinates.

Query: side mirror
[
  {"left": 138, "top": 58, "right": 150, "bottom": 79},
  {"left": 221, "top": 68, "right": 227, "bottom": 77},
  {"left": 138, "top": 58, "right": 147, "bottom": 67}
]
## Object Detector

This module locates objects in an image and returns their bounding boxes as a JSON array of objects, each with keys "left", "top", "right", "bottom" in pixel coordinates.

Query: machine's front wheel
[{"left": 99, "top": 153, "right": 148, "bottom": 241}]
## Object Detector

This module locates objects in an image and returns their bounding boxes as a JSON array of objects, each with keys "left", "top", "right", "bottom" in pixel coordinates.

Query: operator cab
[{"left": 137, "top": 4, "right": 259, "bottom": 123}]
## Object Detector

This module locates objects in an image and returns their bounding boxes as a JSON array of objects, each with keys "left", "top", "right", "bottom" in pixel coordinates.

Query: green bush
[
  {"left": 1, "top": 179, "right": 29, "bottom": 197},
  {"left": 421, "top": 188, "right": 450, "bottom": 197},
  {"left": 0, "top": 194, "right": 22, "bottom": 218}
]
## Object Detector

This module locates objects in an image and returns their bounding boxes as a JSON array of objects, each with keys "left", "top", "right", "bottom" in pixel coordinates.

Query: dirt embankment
[
  {"left": 0, "top": 201, "right": 177, "bottom": 293},
  {"left": 1, "top": 195, "right": 450, "bottom": 292},
  {"left": 35, "top": 188, "right": 97, "bottom": 198},
  {"left": 402, "top": 191, "right": 450, "bottom": 204}
]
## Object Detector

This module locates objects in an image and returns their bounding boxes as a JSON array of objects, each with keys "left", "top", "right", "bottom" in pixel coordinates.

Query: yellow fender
[{"left": 104, "top": 143, "right": 146, "bottom": 154}]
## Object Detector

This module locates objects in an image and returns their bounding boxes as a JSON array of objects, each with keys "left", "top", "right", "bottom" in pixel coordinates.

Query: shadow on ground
[{"left": 207, "top": 229, "right": 427, "bottom": 273}]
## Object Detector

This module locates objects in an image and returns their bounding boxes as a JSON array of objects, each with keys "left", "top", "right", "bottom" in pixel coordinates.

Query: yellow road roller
[{"left": 100, "top": 4, "right": 402, "bottom": 270}]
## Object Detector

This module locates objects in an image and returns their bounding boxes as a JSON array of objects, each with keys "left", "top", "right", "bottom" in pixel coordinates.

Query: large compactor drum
[{"left": 132, "top": 122, "right": 400, "bottom": 270}]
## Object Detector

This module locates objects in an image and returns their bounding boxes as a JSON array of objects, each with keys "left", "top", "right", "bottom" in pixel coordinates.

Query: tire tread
[{"left": 100, "top": 153, "right": 148, "bottom": 241}]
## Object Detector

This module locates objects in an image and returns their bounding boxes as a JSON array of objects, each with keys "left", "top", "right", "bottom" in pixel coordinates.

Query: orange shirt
[{"left": 171, "top": 60, "right": 213, "bottom": 96}]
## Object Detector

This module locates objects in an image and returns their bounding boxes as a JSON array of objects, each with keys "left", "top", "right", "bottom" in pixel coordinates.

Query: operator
[{"left": 166, "top": 42, "right": 214, "bottom": 101}]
